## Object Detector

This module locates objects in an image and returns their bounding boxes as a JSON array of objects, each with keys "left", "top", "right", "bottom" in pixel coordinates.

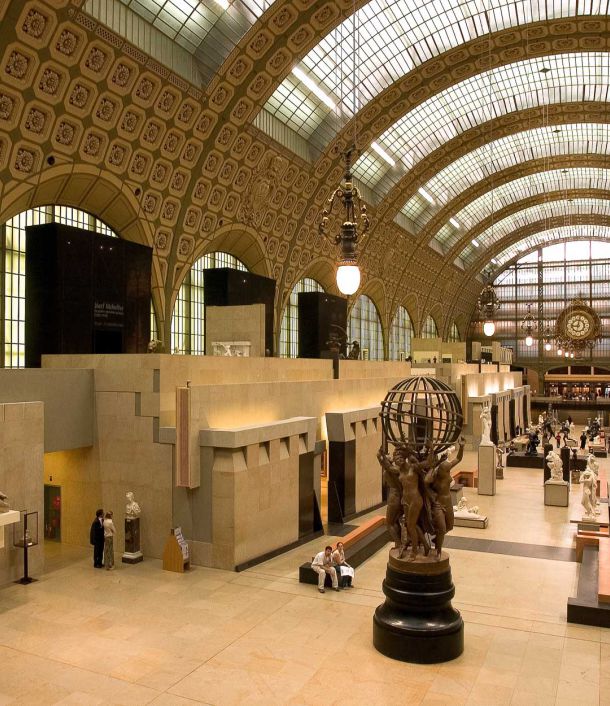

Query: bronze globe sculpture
[{"left": 375, "top": 376, "right": 465, "bottom": 663}]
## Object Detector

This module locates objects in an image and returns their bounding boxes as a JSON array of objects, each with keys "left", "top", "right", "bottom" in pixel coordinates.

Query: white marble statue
[
  {"left": 480, "top": 405, "right": 493, "bottom": 446},
  {"left": 580, "top": 467, "right": 597, "bottom": 520},
  {"left": 453, "top": 497, "right": 485, "bottom": 519},
  {"left": 546, "top": 449, "right": 564, "bottom": 483},
  {"left": 586, "top": 454, "right": 601, "bottom": 515},
  {"left": 538, "top": 414, "right": 544, "bottom": 428},
  {"left": 0, "top": 491, "right": 9, "bottom": 513},
  {"left": 125, "top": 491, "right": 141, "bottom": 518}
]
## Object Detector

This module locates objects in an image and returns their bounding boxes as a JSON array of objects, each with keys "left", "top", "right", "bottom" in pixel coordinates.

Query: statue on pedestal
[
  {"left": 585, "top": 454, "right": 600, "bottom": 515},
  {"left": 122, "top": 492, "right": 143, "bottom": 564},
  {"left": 525, "top": 429, "right": 540, "bottom": 456},
  {"left": 479, "top": 405, "right": 492, "bottom": 446},
  {"left": 546, "top": 449, "right": 564, "bottom": 482},
  {"left": 374, "top": 376, "right": 464, "bottom": 664},
  {"left": 580, "top": 466, "right": 597, "bottom": 520}
]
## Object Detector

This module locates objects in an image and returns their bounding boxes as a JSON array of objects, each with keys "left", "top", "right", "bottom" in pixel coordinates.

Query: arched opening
[
  {"left": 170, "top": 252, "right": 247, "bottom": 355},
  {"left": 448, "top": 322, "right": 461, "bottom": 342},
  {"left": 348, "top": 295, "right": 384, "bottom": 360},
  {"left": 421, "top": 314, "right": 439, "bottom": 339},
  {"left": 1, "top": 206, "right": 119, "bottom": 368},
  {"left": 279, "top": 277, "right": 325, "bottom": 358},
  {"left": 389, "top": 306, "right": 414, "bottom": 360}
]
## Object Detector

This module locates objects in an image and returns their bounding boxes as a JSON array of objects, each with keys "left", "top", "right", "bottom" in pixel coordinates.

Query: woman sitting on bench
[
  {"left": 311, "top": 546, "right": 340, "bottom": 593},
  {"left": 332, "top": 541, "right": 354, "bottom": 588}
]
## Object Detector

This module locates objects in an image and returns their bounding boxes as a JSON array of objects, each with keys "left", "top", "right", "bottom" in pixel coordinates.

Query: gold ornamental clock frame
[{"left": 555, "top": 298, "right": 602, "bottom": 356}]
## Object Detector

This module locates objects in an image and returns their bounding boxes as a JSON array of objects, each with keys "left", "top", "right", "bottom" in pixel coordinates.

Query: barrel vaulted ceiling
[{"left": 0, "top": 0, "right": 608, "bottom": 345}]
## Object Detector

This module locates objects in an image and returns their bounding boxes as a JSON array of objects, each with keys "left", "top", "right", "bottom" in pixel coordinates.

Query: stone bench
[{"left": 299, "top": 515, "right": 388, "bottom": 586}]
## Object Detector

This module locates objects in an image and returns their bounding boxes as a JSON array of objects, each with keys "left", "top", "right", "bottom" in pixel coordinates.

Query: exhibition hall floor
[{"left": 0, "top": 453, "right": 608, "bottom": 705}]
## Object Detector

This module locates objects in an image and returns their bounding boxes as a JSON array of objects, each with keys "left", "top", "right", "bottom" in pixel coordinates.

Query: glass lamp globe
[
  {"left": 544, "top": 342, "right": 551, "bottom": 352},
  {"left": 570, "top": 352, "right": 575, "bottom": 359},
  {"left": 483, "top": 321, "right": 495, "bottom": 337},
  {"left": 557, "top": 347, "right": 562, "bottom": 356},
  {"left": 565, "top": 351, "right": 570, "bottom": 358},
  {"left": 525, "top": 335, "right": 534, "bottom": 347},
  {"left": 336, "top": 264, "right": 360, "bottom": 295}
]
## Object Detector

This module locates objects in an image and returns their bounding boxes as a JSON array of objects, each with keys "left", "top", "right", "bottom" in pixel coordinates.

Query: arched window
[
  {"left": 448, "top": 322, "right": 461, "bottom": 342},
  {"left": 421, "top": 315, "right": 438, "bottom": 338},
  {"left": 348, "top": 295, "right": 383, "bottom": 360},
  {"left": 279, "top": 277, "right": 324, "bottom": 358},
  {"left": 2, "top": 206, "right": 117, "bottom": 368},
  {"left": 389, "top": 306, "right": 413, "bottom": 360},
  {"left": 171, "top": 251, "right": 247, "bottom": 355}
]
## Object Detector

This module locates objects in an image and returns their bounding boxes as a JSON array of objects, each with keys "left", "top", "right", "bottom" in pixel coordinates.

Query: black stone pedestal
[
  {"left": 373, "top": 549, "right": 463, "bottom": 663},
  {"left": 122, "top": 517, "right": 143, "bottom": 564}
]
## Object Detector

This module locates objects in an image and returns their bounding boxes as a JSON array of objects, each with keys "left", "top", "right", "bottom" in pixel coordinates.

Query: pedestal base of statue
[
  {"left": 478, "top": 445, "right": 496, "bottom": 496},
  {"left": 122, "top": 517, "right": 143, "bottom": 564},
  {"left": 450, "top": 484, "right": 463, "bottom": 506},
  {"left": 544, "top": 480, "right": 569, "bottom": 507},
  {"left": 373, "top": 548, "right": 463, "bottom": 664},
  {"left": 496, "top": 466, "right": 504, "bottom": 480},
  {"left": 454, "top": 514, "right": 488, "bottom": 529}
]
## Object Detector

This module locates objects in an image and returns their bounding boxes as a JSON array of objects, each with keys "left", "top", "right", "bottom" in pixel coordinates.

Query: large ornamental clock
[{"left": 555, "top": 299, "right": 602, "bottom": 347}]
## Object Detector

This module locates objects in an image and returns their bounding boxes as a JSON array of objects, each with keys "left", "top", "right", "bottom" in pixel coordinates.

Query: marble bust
[
  {"left": 125, "top": 491, "right": 141, "bottom": 518},
  {"left": 0, "top": 491, "right": 9, "bottom": 513}
]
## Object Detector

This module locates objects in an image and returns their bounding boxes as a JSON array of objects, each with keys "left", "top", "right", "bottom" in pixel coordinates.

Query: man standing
[
  {"left": 90, "top": 508, "right": 104, "bottom": 568},
  {"left": 311, "top": 546, "right": 340, "bottom": 593}
]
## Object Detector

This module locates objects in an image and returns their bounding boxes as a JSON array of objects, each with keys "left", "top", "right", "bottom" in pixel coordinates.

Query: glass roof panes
[
  {"left": 353, "top": 53, "right": 610, "bottom": 194},
  {"left": 459, "top": 198, "right": 610, "bottom": 265},
  {"left": 434, "top": 167, "right": 610, "bottom": 250},
  {"left": 264, "top": 0, "right": 607, "bottom": 149},
  {"left": 400, "top": 123, "right": 610, "bottom": 227},
  {"left": 117, "top": 0, "right": 273, "bottom": 83},
  {"left": 492, "top": 226, "right": 610, "bottom": 268}
]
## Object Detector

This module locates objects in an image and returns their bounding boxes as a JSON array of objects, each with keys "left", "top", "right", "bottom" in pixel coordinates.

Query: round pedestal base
[{"left": 373, "top": 551, "right": 464, "bottom": 664}]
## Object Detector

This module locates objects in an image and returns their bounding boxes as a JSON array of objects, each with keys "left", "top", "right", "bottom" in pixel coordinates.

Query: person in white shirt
[
  {"left": 311, "top": 546, "right": 339, "bottom": 593},
  {"left": 103, "top": 511, "right": 116, "bottom": 570}
]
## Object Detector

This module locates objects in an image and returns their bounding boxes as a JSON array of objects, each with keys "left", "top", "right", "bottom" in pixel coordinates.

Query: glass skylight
[
  {"left": 353, "top": 53, "right": 610, "bottom": 194},
  {"left": 461, "top": 201, "right": 610, "bottom": 267},
  {"left": 434, "top": 167, "right": 610, "bottom": 250},
  {"left": 490, "top": 226, "right": 610, "bottom": 269},
  {"left": 401, "top": 123, "right": 610, "bottom": 228},
  {"left": 115, "top": 0, "right": 273, "bottom": 83},
  {"left": 264, "top": 0, "right": 607, "bottom": 148}
]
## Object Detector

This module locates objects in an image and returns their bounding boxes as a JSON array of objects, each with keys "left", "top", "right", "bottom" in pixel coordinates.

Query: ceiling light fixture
[
  {"left": 449, "top": 217, "right": 460, "bottom": 228},
  {"left": 471, "top": 239, "right": 480, "bottom": 248},
  {"left": 521, "top": 303, "right": 538, "bottom": 346},
  {"left": 292, "top": 66, "right": 336, "bottom": 110},
  {"left": 370, "top": 141, "right": 396, "bottom": 167},
  {"left": 477, "top": 268, "right": 501, "bottom": 337},
  {"left": 418, "top": 186, "right": 435, "bottom": 204}
]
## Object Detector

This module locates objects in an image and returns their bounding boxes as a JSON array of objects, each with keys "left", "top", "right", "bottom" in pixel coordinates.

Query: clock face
[{"left": 566, "top": 313, "right": 591, "bottom": 339}]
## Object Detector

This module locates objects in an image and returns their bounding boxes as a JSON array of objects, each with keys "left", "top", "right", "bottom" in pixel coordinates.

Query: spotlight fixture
[{"left": 319, "top": 148, "right": 369, "bottom": 296}]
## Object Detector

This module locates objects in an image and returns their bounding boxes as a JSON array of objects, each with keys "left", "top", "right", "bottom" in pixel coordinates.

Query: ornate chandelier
[
  {"left": 319, "top": 148, "right": 370, "bottom": 295},
  {"left": 476, "top": 269, "right": 501, "bottom": 336},
  {"left": 520, "top": 303, "right": 537, "bottom": 347}
]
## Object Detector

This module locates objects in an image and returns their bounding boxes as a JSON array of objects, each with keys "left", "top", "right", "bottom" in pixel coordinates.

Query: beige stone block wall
[
  {"left": 0, "top": 402, "right": 44, "bottom": 585},
  {"left": 354, "top": 418, "right": 383, "bottom": 513},
  {"left": 205, "top": 304, "right": 266, "bottom": 357}
]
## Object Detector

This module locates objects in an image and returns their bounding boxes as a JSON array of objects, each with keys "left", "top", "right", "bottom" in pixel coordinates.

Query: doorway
[{"left": 44, "top": 485, "right": 61, "bottom": 541}]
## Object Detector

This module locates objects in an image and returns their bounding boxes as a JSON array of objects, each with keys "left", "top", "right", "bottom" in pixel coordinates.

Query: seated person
[
  {"left": 332, "top": 541, "right": 354, "bottom": 588},
  {"left": 311, "top": 546, "right": 340, "bottom": 594}
]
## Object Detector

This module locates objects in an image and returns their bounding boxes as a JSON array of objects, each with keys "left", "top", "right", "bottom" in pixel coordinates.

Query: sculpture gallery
[{"left": 374, "top": 376, "right": 464, "bottom": 664}]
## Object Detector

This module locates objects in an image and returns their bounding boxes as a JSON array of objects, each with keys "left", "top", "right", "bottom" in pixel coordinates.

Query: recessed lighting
[
  {"left": 449, "top": 217, "right": 460, "bottom": 228},
  {"left": 491, "top": 258, "right": 498, "bottom": 264},
  {"left": 370, "top": 141, "right": 395, "bottom": 167},
  {"left": 471, "top": 239, "right": 480, "bottom": 248},
  {"left": 418, "top": 187, "right": 434, "bottom": 204},
  {"left": 291, "top": 67, "right": 335, "bottom": 110}
]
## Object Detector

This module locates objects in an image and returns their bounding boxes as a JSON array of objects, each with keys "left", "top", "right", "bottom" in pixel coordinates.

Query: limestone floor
[{"left": 0, "top": 453, "right": 608, "bottom": 705}]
